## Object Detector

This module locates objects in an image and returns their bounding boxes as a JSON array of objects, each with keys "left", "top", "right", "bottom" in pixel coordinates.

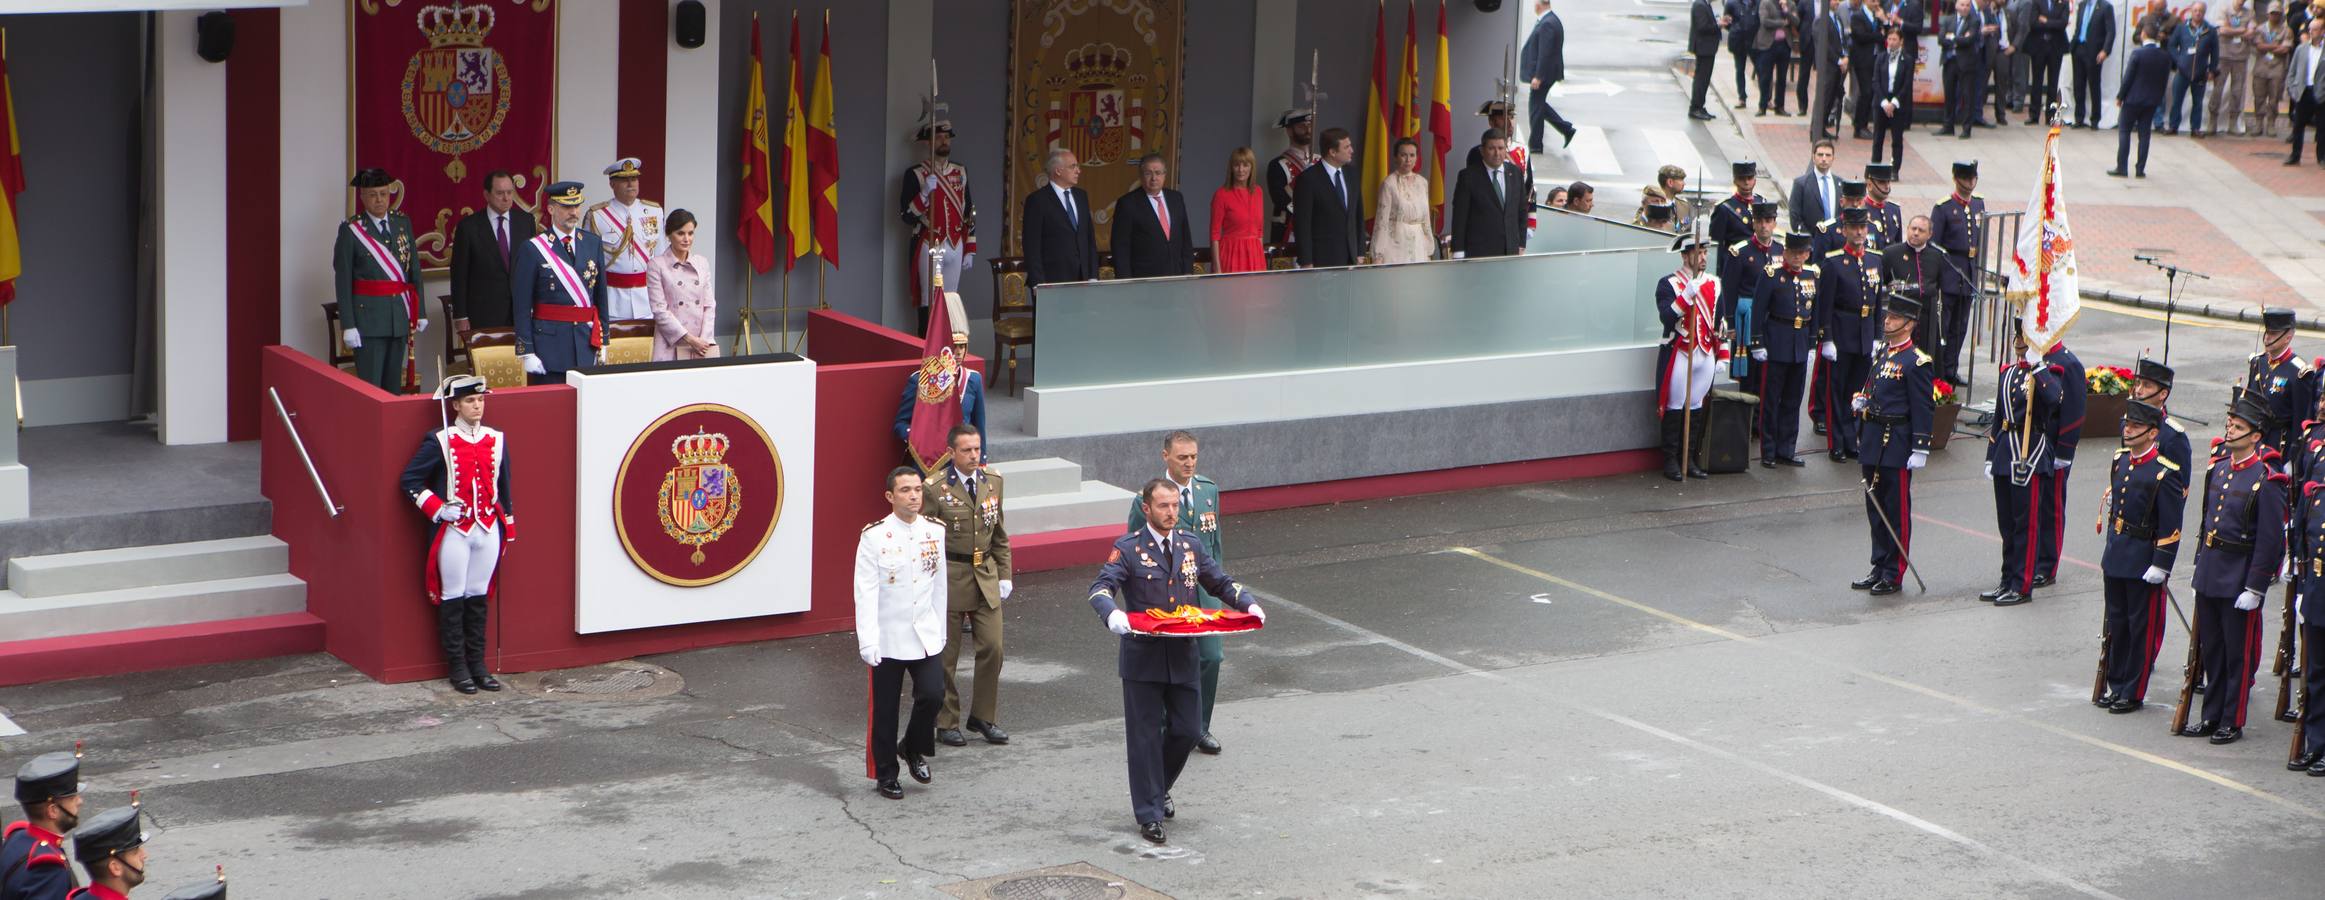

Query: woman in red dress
[{"left": 1209, "top": 147, "right": 1267, "bottom": 274}]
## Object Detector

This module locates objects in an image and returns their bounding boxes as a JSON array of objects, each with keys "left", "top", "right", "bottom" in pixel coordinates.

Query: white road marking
[
  {"left": 1563, "top": 126, "right": 1623, "bottom": 177},
  {"left": 1643, "top": 128, "right": 1708, "bottom": 183},
  {"left": 0, "top": 712, "right": 24, "bottom": 737}
]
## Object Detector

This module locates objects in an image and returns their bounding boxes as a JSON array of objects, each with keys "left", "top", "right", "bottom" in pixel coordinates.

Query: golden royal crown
[
  {"left": 671, "top": 428, "right": 731, "bottom": 466},
  {"left": 418, "top": 2, "right": 495, "bottom": 49}
]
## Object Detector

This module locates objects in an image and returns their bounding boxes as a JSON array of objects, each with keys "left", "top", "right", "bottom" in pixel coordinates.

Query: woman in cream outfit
[
  {"left": 1370, "top": 137, "right": 1435, "bottom": 265},
  {"left": 646, "top": 209, "right": 718, "bottom": 360}
]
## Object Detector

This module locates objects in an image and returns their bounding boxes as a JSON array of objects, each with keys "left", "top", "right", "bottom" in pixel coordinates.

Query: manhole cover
[
  {"left": 544, "top": 667, "right": 656, "bottom": 694},
  {"left": 498, "top": 660, "right": 684, "bottom": 701},
  {"left": 990, "top": 874, "right": 1124, "bottom": 900}
]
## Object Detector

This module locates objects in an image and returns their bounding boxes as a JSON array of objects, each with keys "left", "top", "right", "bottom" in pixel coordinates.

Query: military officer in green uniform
[
  {"left": 923, "top": 424, "right": 1012, "bottom": 748},
  {"left": 332, "top": 167, "right": 426, "bottom": 394},
  {"left": 1126, "top": 430, "right": 1229, "bottom": 755}
]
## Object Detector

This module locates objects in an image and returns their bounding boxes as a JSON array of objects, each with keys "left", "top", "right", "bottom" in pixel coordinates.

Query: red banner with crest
[{"left": 352, "top": 0, "right": 557, "bottom": 270}]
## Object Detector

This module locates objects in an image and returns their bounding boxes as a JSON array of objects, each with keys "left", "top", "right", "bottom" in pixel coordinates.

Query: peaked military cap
[
  {"left": 71, "top": 806, "right": 145, "bottom": 864},
  {"left": 1730, "top": 161, "right": 1757, "bottom": 179},
  {"left": 1864, "top": 162, "right": 1896, "bottom": 182},
  {"left": 2126, "top": 401, "right": 2165, "bottom": 428},
  {"left": 1840, "top": 179, "right": 1867, "bottom": 199},
  {"left": 2135, "top": 357, "right": 2174, "bottom": 388},
  {"left": 602, "top": 157, "right": 643, "bottom": 179},
  {"left": 1841, "top": 207, "right": 1870, "bottom": 226},
  {"left": 1277, "top": 108, "right": 1316, "bottom": 128},
  {"left": 14, "top": 751, "right": 80, "bottom": 804},
  {"left": 1784, "top": 231, "right": 1813, "bottom": 251},
  {"left": 1750, "top": 200, "right": 1781, "bottom": 219},
  {"left": 1885, "top": 293, "right": 1923, "bottom": 319},
  {"left": 2264, "top": 307, "right": 2297, "bottom": 332},
  {"left": 1951, "top": 160, "right": 1979, "bottom": 178},
  {"left": 348, "top": 168, "right": 395, "bottom": 189},
  {"left": 2230, "top": 389, "right": 2274, "bottom": 429},
  {"left": 545, "top": 181, "right": 587, "bottom": 207}
]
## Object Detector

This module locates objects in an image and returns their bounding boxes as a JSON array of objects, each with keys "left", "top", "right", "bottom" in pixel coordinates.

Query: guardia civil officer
[
  {"left": 1750, "top": 231, "right": 1819, "bottom": 466},
  {"left": 2094, "top": 401, "right": 2185, "bottom": 714},
  {"left": 2033, "top": 340, "right": 2087, "bottom": 588},
  {"left": 2243, "top": 307, "right": 2317, "bottom": 453},
  {"left": 856, "top": 467, "right": 948, "bottom": 800},
  {"left": 1981, "top": 328, "right": 2065, "bottom": 607},
  {"left": 1818, "top": 207, "right": 1883, "bottom": 462},
  {"left": 1849, "top": 293, "right": 1932, "bottom": 595},
  {"left": 1125, "top": 432, "right": 1231, "bottom": 754},
  {"left": 3, "top": 751, "right": 80, "bottom": 900},
  {"left": 2181, "top": 390, "right": 2289, "bottom": 745},
  {"left": 332, "top": 167, "right": 424, "bottom": 394},
  {"left": 1089, "top": 479, "right": 1266, "bottom": 845}
]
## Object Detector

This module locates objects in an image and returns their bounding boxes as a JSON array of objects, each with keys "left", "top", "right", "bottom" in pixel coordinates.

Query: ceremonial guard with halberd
[
  {"left": 856, "top": 467, "right": 949, "bottom": 801},
  {"left": 2179, "top": 391, "right": 2288, "bottom": 746},
  {"left": 1863, "top": 163, "right": 1903, "bottom": 248},
  {"left": 511, "top": 181, "right": 610, "bottom": 384},
  {"left": 2242, "top": 307, "right": 2317, "bottom": 454},
  {"left": 2093, "top": 400, "right": 2184, "bottom": 714},
  {"left": 2033, "top": 340, "right": 2086, "bottom": 589},
  {"left": 332, "top": 167, "right": 425, "bottom": 394},
  {"left": 399, "top": 375, "right": 514, "bottom": 696},
  {"left": 1656, "top": 232, "right": 1728, "bottom": 481},
  {"left": 1980, "top": 328, "right": 2065, "bottom": 608},
  {"left": 1817, "top": 207, "right": 1882, "bottom": 462},
  {"left": 1265, "top": 109, "right": 1317, "bottom": 245},
  {"left": 1708, "top": 161, "right": 1762, "bottom": 278},
  {"left": 585, "top": 158, "right": 662, "bottom": 321},
  {"left": 1127, "top": 431, "right": 1232, "bottom": 754},
  {"left": 1850, "top": 293, "right": 1932, "bottom": 595},
  {"left": 3, "top": 751, "right": 81, "bottom": 900},
  {"left": 899, "top": 106, "right": 975, "bottom": 336},
  {"left": 923, "top": 424, "right": 1011, "bottom": 749},
  {"left": 1749, "top": 231, "right": 1818, "bottom": 467}
]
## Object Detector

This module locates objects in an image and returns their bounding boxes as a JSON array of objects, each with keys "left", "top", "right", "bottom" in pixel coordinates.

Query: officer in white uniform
[
  {"left": 856, "top": 466, "right": 950, "bottom": 800},
  {"left": 587, "top": 157, "right": 662, "bottom": 321}
]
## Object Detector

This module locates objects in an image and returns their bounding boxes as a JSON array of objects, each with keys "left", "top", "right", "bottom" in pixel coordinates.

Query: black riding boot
[
  {"left": 1687, "top": 408, "right": 1712, "bottom": 478},
  {"left": 465, "top": 596, "right": 500, "bottom": 691},
  {"left": 1661, "top": 411, "right": 1684, "bottom": 481},
  {"left": 439, "top": 598, "right": 475, "bottom": 693}
]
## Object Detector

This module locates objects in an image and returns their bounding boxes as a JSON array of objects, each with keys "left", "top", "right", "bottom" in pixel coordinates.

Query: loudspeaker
[
  {"left": 1700, "top": 390, "right": 1758, "bottom": 474},
  {"left": 1474, "top": 0, "right": 1503, "bottom": 11},
  {"left": 196, "top": 11, "right": 235, "bottom": 64},
  {"left": 675, "top": 1, "right": 707, "bottom": 49}
]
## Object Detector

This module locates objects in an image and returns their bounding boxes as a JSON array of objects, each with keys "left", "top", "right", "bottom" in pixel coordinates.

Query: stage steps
[
  {"left": 987, "top": 457, "right": 1136, "bottom": 535},
  {"left": 0, "top": 536, "right": 320, "bottom": 686}
]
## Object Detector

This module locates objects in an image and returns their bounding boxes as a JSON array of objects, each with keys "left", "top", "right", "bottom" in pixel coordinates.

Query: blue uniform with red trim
[
  {"left": 2098, "top": 443, "right": 2185, "bottom": 703},
  {"left": 2190, "top": 445, "right": 2288, "bottom": 731},
  {"left": 2035, "top": 344, "right": 2087, "bottom": 581},
  {"left": 0, "top": 821, "right": 74, "bottom": 900},
  {"left": 2289, "top": 474, "right": 2325, "bottom": 757},
  {"left": 1855, "top": 338, "right": 1933, "bottom": 583},
  {"left": 1988, "top": 359, "right": 2065, "bottom": 594}
]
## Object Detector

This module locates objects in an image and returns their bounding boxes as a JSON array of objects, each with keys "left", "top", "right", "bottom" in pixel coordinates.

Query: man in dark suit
[
  {"left": 1020, "top": 148, "right": 1097, "bottom": 288},
  {"left": 2025, "top": 0, "right": 2068, "bottom": 123},
  {"left": 1940, "top": 0, "right": 1993, "bottom": 136},
  {"left": 1810, "top": 0, "right": 1853, "bottom": 139},
  {"left": 2068, "top": 0, "right": 2116, "bottom": 126},
  {"left": 1726, "top": 0, "right": 1761, "bottom": 108},
  {"left": 1790, "top": 139, "right": 1840, "bottom": 233},
  {"left": 2289, "top": 19, "right": 2325, "bottom": 165},
  {"left": 1451, "top": 129, "right": 1527, "bottom": 259},
  {"left": 1293, "top": 127, "right": 1363, "bottom": 267},
  {"left": 1089, "top": 478, "right": 1264, "bottom": 845},
  {"left": 1893, "top": 0, "right": 1928, "bottom": 63},
  {"left": 1871, "top": 28, "right": 1917, "bottom": 163},
  {"left": 1691, "top": 0, "right": 1726, "bottom": 120},
  {"left": 2113, "top": 27, "right": 2173, "bottom": 176},
  {"left": 1847, "top": 0, "right": 1884, "bottom": 136},
  {"left": 1108, "top": 154, "right": 1193, "bottom": 279},
  {"left": 1521, "top": 0, "right": 1577, "bottom": 152},
  {"left": 448, "top": 170, "right": 535, "bottom": 332},
  {"left": 510, "top": 180, "right": 609, "bottom": 384}
]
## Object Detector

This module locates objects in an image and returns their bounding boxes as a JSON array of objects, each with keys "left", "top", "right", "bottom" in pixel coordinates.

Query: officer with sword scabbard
[
  {"left": 2174, "top": 390, "right": 2289, "bottom": 745},
  {"left": 1850, "top": 292, "right": 1932, "bottom": 596},
  {"left": 2093, "top": 400, "right": 2185, "bottom": 714}
]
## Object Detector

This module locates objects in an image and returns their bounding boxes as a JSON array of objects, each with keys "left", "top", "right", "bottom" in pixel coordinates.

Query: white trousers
[
  {"left": 921, "top": 240, "right": 965, "bottom": 297},
  {"left": 604, "top": 284, "right": 652, "bottom": 321},
  {"left": 437, "top": 522, "right": 502, "bottom": 598},
  {"left": 1663, "top": 348, "right": 1717, "bottom": 410}
]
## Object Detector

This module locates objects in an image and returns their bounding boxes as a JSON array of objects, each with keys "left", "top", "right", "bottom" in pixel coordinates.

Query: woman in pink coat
[{"left": 646, "top": 209, "right": 718, "bottom": 360}]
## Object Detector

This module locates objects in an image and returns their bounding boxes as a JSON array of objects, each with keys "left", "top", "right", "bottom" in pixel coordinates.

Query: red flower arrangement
[{"left": 1933, "top": 378, "right": 1959, "bottom": 407}]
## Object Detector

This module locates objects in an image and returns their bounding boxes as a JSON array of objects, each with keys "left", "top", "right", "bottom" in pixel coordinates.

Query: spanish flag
[
  {"left": 806, "top": 12, "right": 839, "bottom": 265},
  {"left": 1426, "top": 2, "right": 1452, "bottom": 228},
  {"left": 782, "top": 11, "right": 811, "bottom": 272},
  {"left": 1393, "top": 0, "right": 1419, "bottom": 140},
  {"left": 736, "top": 16, "right": 776, "bottom": 274},
  {"left": 1361, "top": 0, "right": 1388, "bottom": 228},
  {"left": 0, "top": 29, "right": 24, "bottom": 306}
]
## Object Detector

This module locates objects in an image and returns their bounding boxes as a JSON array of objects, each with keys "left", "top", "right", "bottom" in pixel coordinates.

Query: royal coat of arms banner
[
  {"left": 352, "top": 0, "right": 556, "bottom": 270},
  {"left": 1003, "top": 0, "right": 1185, "bottom": 255}
]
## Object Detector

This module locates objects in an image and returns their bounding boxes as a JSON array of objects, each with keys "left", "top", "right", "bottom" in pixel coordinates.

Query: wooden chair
[
  {"left": 436, "top": 294, "right": 472, "bottom": 374},
  {"left": 320, "top": 302, "right": 356, "bottom": 373},
  {"left": 1097, "top": 251, "right": 1116, "bottom": 281},
  {"left": 1192, "top": 246, "right": 1213, "bottom": 275},
  {"left": 987, "top": 256, "right": 1034, "bottom": 396},
  {"left": 462, "top": 328, "right": 527, "bottom": 389},
  {"left": 604, "top": 319, "right": 657, "bottom": 365},
  {"left": 1264, "top": 242, "right": 1296, "bottom": 270}
]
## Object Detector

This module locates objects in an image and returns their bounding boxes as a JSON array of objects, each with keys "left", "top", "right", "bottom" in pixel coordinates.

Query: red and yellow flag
[
  {"left": 0, "top": 28, "right": 27, "bottom": 305},
  {"left": 1393, "top": 0, "right": 1420, "bottom": 140},
  {"left": 1361, "top": 0, "right": 1389, "bottom": 227},
  {"left": 806, "top": 12, "right": 839, "bottom": 266},
  {"left": 735, "top": 16, "right": 777, "bottom": 274},
  {"left": 781, "top": 11, "right": 811, "bottom": 272},
  {"left": 1426, "top": 1, "right": 1452, "bottom": 228},
  {"left": 904, "top": 272, "right": 963, "bottom": 475}
]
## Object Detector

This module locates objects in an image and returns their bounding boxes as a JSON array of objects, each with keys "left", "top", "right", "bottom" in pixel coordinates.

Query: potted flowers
[
  {"left": 2085, "top": 364, "right": 2134, "bottom": 439},
  {"left": 1930, "top": 378, "right": 1960, "bottom": 450}
]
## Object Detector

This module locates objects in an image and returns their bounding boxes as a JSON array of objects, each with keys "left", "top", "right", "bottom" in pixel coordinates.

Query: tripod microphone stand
[{"left": 2135, "top": 252, "right": 2209, "bottom": 364}]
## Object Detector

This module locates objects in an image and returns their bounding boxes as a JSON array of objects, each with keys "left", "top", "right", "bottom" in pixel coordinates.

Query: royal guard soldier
[
  {"left": 1265, "top": 109, "right": 1318, "bottom": 245},
  {"left": 399, "top": 375, "right": 513, "bottom": 696},
  {"left": 1980, "top": 328, "right": 2066, "bottom": 608},
  {"left": 511, "top": 181, "right": 610, "bottom": 384},
  {"left": 1089, "top": 479, "right": 1268, "bottom": 845},
  {"left": 924, "top": 424, "right": 1011, "bottom": 749},
  {"left": 66, "top": 805, "right": 149, "bottom": 898},
  {"left": 856, "top": 467, "right": 948, "bottom": 800},
  {"left": 585, "top": 158, "right": 662, "bottom": 321},
  {"left": 1850, "top": 293, "right": 1933, "bottom": 595},
  {"left": 1708, "top": 161, "right": 1762, "bottom": 277},
  {"left": 2033, "top": 340, "right": 2087, "bottom": 588},
  {"left": 1127, "top": 431, "right": 1233, "bottom": 753},
  {"left": 1930, "top": 161, "right": 1985, "bottom": 383},
  {"left": 2130, "top": 357, "right": 2193, "bottom": 472},
  {"left": 2289, "top": 441, "right": 2325, "bottom": 774},
  {"left": 2181, "top": 390, "right": 2289, "bottom": 745},
  {"left": 1818, "top": 207, "right": 1883, "bottom": 462},
  {"left": 2242, "top": 307, "right": 2317, "bottom": 454},
  {"left": 3, "top": 751, "right": 81, "bottom": 900},
  {"left": 2095, "top": 401, "right": 2186, "bottom": 714},
  {"left": 332, "top": 167, "right": 425, "bottom": 394},
  {"left": 1657, "top": 232, "right": 1729, "bottom": 481},
  {"left": 1749, "top": 231, "right": 1819, "bottom": 467},
  {"left": 899, "top": 106, "right": 976, "bottom": 336},
  {"left": 1863, "top": 163, "right": 1904, "bottom": 248}
]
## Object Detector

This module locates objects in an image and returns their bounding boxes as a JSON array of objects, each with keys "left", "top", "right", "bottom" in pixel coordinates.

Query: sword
[{"left": 1862, "top": 473, "right": 1926, "bottom": 593}]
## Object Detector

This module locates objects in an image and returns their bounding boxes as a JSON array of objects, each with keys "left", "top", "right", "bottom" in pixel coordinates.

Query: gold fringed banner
[{"left": 1002, "top": 0, "right": 1186, "bottom": 255}]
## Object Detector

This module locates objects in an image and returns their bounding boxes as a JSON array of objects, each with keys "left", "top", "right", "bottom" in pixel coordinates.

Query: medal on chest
[
  {"left": 1181, "top": 550, "right": 1198, "bottom": 588},
  {"left": 979, "top": 493, "right": 999, "bottom": 525}
]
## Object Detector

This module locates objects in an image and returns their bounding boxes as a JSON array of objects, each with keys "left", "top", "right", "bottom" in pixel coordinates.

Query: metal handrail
[{"left": 269, "top": 387, "right": 342, "bottom": 518}]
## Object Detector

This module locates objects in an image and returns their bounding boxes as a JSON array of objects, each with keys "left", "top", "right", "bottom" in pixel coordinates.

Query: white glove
[
  {"left": 2235, "top": 589, "right": 2264, "bottom": 611},
  {"left": 1906, "top": 450, "right": 1927, "bottom": 470},
  {"left": 343, "top": 328, "right": 363, "bottom": 349},
  {"left": 2023, "top": 348, "right": 2043, "bottom": 367},
  {"left": 1452, "top": 251, "right": 1467, "bottom": 259},
  {"left": 1821, "top": 341, "right": 1838, "bottom": 361},
  {"left": 521, "top": 353, "right": 546, "bottom": 375},
  {"left": 433, "top": 503, "right": 465, "bottom": 523},
  {"left": 596, "top": 348, "right": 609, "bottom": 366},
  {"left": 999, "top": 579, "right": 1014, "bottom": 600},
  {"left": 1751, "top": 347, "right": 1768, "bottom": 362},
  {"left": 416, "top": 317, "right": 429, "bottom": 333},
  {"left": 1851, "top": 394, "right": 1870, "bottom": 413},
  {"left": 1246, "top": 603, "right": 1266, "bottom": 623},
  {"left": 1983, "top": 460, "right": 1994, "bottom": 479},
  {"left": 2141, "top": 565, "right": 2168, "bottom": 585},
  {"left": 2052, "top": 458, "right": 2073, "bottom": 472},
  {"left": 859, "top": 646, "right": 880, "bottom": 667},
  {"left": 1107, "top": 610, "right": 1132, "bottom": 635},
  {"left": 962, "top": 252, "right": 975, "bottom": 270},
  {"left": 922, "top": 174, "right": 940, "bottom": 195}
]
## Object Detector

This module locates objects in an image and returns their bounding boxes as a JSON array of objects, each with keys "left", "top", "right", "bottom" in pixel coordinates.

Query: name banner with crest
[
  {"left": 1002, "top": 0, "right": 1185, "bottom": 255},
  {"left": 352, "top": 0, "right": 557, "bottom": 270}
]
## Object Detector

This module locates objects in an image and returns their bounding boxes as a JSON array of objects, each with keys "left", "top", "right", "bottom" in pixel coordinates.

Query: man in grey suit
[
  {"left": 1810, "top": 0, "right": 1853, "bottom": 139},
  {"left": 2286, "top": 19, "right": 2325, "bottom": 165},
  {"left": 1522, "top": 0, "right": 1577, "bottom": 151}
]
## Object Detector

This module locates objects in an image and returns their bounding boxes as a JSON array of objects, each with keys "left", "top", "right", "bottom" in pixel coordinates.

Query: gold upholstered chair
[
  {"left": 604, "top": 319, "right": 657, "bottom": 365},
  {"left": 987, "top": 256, "right": 1034, "bottom": 396}
]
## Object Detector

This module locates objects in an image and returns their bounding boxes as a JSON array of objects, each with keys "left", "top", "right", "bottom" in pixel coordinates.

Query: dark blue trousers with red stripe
[
  {"left": 2033, "top": 469, "right": 2069, "bottom": 580},
  {"left": 2101, "top": 577, "right": 2168, "bottom": 701},
  {"left": 1863, "top": 465, "right": 1911, "bottom": 581},
  {"left": 2302, "top": 623, "right": 2325, "bottom": 757},
  {"left": 1992, "top": 473, "right": 2045, "bottom": 593},
  {"left": 2195, "top": 592, "right": 2266, "bottom": 729}
]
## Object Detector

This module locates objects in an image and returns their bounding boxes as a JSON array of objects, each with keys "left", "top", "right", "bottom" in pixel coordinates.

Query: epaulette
[
  {"left": 640, "top": 198, "right": 663, "bottom": 208},
  {"left": 1818, "top": 217, "right": 1836, "bottom": 229},
  {"left": 2167, "top": 417, "right": 2186, "bottom": 432},
  {"left": 2260, "top": 446, "right": 2285, "bottom": 464},
  {"left": 1192, "top": 474, "right": 1216, "bottom": 486},
  {"left": 2047, "top": 364, "right": 2065, "bottom": 374},
  {"left": 1824, "top": 248, "right": 1848, "bottom": 258},
  {"left": 2114, "top": 446, "right": 2130, "bottom": 457},
  {"left": 1729, "top": 239, "right": 1750, "bottom": 253},
  {"left": 2157, "top": 455, "right": 2181, "bottom": 472},
  {"left": 1971, "top": 193, "right": 1984, "bottom": 200},
  {"left": 1801, "top": 263, "right": 1821, "bottom": 273},
  {"left": 863, "top": 520, "right": 881, "bottom": 532},
  {"left": 2307, "top": 480, "right": 2322, "bottom": 496},
  {"left": 2295, "top": 356, "right": 2315, "bottom": 374},
  {"left": 1913, "top": 348, "right": 1933, "bottom": 365},
  {"left": 2268, "top": 470, "right": 2293, "bottom": 484},
  {"left": 26, "top": 847, "right": 65, "bottom": 869},
  {"left": 584, "top": 200, "right": 611, "bottom": 214},
  {"left": 2211, "top": 436, "right": 2228, "bottom": 449}
]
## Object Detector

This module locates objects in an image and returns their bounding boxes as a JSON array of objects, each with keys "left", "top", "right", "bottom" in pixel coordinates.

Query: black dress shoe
[
  {"left": 1851, "top": 571, "right": 1882, "bottom": 590},
  {"left": 1140, "top": 821, "right": 1167, "bottom": 843},
  {"left": 1978, "top": 585, "right": 2007, "bottom": 602},
  {"left": 2289, "top": 749, "right": 2322, "bottom": 772},
  {"left": 2194, "top": 681, "right": 2207, "bottom": 694},
  {"left": 2106, "top": 168, "right": 2128, "bottom": 177},
  {"left": 1778, "top": 456, "right": 1807, "bottom": 467},
  {"left": 2180, "top": 720, "right": 2219, "bottom": 737},
  {"left": 2093, "top": 691, "right": 2117, "bottom": 708},
  {"left": 2032, "top": 573, "right": 2054, "bottom": 588},
  {"left": 2109, "top": 698, "right": 2144, "bottom": 714},
  {"left": 1853, "top": 129, "right": 1872, "bottom": 139},
  {"left": 1560, "top": 126, "right": 1576, "bottom": 148},
  {"left": 1691, "top": 109, "right": 1718, "bottom": 121},
  {"left": 2310, "top": 759, "right": 2325, "bottom": 776},
  {"left": 877, "top": 779, "right": 905, "bottom": 800},
  {"left": 1761, "top": 458, "right": 1778, "bottom": 468},
  {"left": 1991, "top": 591, "right": 2030, "bottom": 606},
  {"left": 2135, "top": 170, "right": 2146, "bottom": 178},
  {"left": 451, "top": 678, "right": 479, "bottom": 695},
  {"left": 2280, "top": 707, "right": 2304, "bottom": 723},
  {"left": 1813, "top": 422, "right": 1828, "bottom": 436},
  {"left": 936, "top": 728, "right": 968, "bottom": 747},
  {"left": 1686, "top": 463, "right": 1710, "bottom": 478},
  {"left": 1868, "top": 581, "right": 1901, "bottom": 595},
  {"left": 475, "top": 674, "right": 503, "bottom": 692},
  {"left": 2209, "top": 726, "right": 2244, "bottom": 745},
  {"left": 1162, "top": 794, "right": 1176, "bottom": 818},
  {"left": 900, "top": 749, "right": 932, "bottom": 784},
  {"left": 1937, "top": 126, "right": 1956, "bottom": 136},
  {"left": 966, "top": 718, "right": 1010, "bottom": 744},
  {"left": 1197, "top": 733, "right": 1222, "bottom": 755}
]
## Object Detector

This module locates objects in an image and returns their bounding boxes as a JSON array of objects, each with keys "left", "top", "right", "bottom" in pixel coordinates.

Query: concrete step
[
  {"left": 8, "top": 536, "right": 289, "bottom": 599},
  {"left": 0, "top": 574, "right": 308, "bottom": 642},
  {"left": 1003, "top": 480, "right": 1138, "bottom": 535},
  {"left": 987, "top": 457, "right": 1085, "bottom": 499}
]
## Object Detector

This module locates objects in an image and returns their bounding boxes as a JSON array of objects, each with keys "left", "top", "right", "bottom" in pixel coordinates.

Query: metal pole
[{"left": 268, "top": 387, "right": 342, "bottom": 519}]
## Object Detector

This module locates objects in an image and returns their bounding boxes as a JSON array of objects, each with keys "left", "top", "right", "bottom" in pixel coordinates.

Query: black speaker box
[
  {"left": 675, "top": 1, "right": 707, "bottom": 49},
  {"left": 1699, "top": 390, "right": 1758, "bottom": 474},
  {"left": 196, "top": 11, "right": 235, "bottom": 64}
]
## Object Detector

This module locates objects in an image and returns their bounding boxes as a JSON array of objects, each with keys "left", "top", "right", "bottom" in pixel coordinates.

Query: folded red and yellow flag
[{"left": 1127, "top": 605, "right": 1264, "bottom": 636}]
